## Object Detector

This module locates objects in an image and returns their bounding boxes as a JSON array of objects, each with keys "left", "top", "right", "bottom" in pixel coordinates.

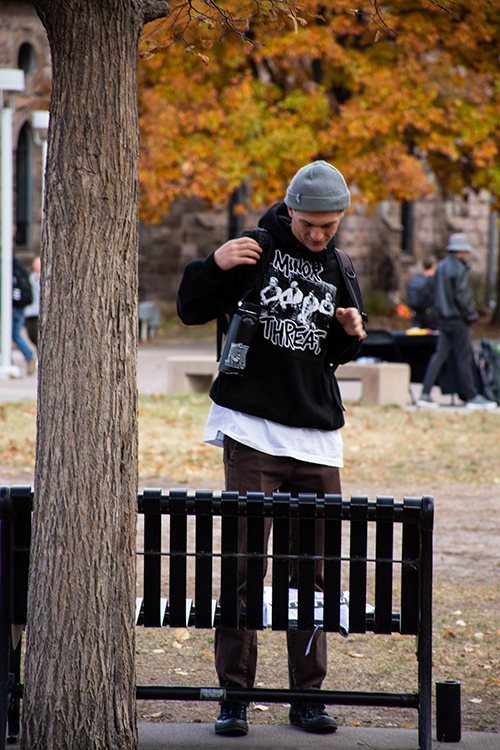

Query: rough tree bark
[{"left": 21, "top": 2, "right": 168, "bottom": 749}]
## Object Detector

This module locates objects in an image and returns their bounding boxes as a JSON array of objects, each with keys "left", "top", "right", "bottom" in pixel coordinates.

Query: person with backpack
[
  {"left": 12, "top": 257, "right": 36, "bottom": 376},
  {"left": 177, "top": 161, "right": 366, "bottom": 738},
  {"left": 416, "top": 234, "right": 497, "bottom": 410},
  {"left": 406, "top": 255, "right": 438, "bottom": 329}
]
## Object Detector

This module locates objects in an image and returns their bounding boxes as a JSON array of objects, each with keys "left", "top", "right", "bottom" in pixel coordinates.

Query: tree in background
[{"left": 139, "top": 0, "right": 500, "bottom": 224}]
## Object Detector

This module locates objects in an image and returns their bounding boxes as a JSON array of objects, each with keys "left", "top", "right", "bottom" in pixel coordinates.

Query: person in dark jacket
[
  {"left": 416, "top": 233, "right": 497, "bottom": 410},
  {"left": 177, "top": 161, "right": 366, "bottom": 737},
  {"left": 406, "top": 255, "right": 437, "bottom": 329}
]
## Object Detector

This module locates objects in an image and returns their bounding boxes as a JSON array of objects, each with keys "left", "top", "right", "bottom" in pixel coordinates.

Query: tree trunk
[{"left": 21, "top": 2, "right": 166, "bottom": 747}]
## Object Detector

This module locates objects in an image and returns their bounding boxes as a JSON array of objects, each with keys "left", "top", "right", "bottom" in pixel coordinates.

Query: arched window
[
  {"left": 18, "top": 43, "right": 36, "bottom": 76},
  {"left": 15, "top": 122, "right": 33, "bottom": 247}
]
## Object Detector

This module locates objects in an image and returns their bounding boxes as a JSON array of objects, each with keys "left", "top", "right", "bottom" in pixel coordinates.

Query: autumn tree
[{"left": 138, "top": 0, "right": 500, "bottom": 222}]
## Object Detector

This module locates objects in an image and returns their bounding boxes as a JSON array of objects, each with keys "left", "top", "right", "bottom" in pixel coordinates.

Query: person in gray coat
[{"left": 417, "top": 233, "right": 497, "bottom": 410}]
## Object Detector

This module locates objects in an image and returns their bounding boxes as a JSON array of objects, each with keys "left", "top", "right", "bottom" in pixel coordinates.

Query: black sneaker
[
  {"left": 289, "top": 702, "right": 338, "bottom": 734},
  {"left": 215, "top": 701, "right": 248, "bottom": 736}
]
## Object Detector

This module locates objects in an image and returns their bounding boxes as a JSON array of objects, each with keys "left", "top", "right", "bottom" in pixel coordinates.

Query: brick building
[{"left": 0, "top": 0, "right": 51, "bottom": 271}]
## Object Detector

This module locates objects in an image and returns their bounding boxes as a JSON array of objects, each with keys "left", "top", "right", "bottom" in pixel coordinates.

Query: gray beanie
[
  {"left": 446, "top": 233, "right": 473, "bottom": 252},
  {"left": 284, "top": 160, "right": 351, "bottom": 212}
]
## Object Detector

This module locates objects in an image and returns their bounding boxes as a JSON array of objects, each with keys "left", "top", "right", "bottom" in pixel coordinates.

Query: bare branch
[
  {"left": 140, "top": 1, "right": 307, "bottom": 53},
  {"left": 425, "top": 0, "right": 461, "bottom": 22}
]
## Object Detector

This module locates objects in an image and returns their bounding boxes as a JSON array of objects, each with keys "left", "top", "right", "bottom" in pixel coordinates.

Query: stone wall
[{"left": 141, "top": 189, "right": 498, "bottom": 314}]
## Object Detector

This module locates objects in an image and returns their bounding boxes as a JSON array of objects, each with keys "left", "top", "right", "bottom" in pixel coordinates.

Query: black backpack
[
  {"left": 12, "top": 258, "right": 33, "bottom": 309},
  {"left": 477, "top": 338, "right": 500, "bottom": 402}
]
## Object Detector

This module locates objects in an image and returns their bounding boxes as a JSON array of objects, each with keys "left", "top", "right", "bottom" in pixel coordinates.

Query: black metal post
[{"left": 436, "top": 680, "right": 461, "bottom": 743}]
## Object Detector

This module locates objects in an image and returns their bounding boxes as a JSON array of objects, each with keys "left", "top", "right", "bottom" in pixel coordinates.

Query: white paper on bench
[{"left": 262, "top": 586, "right": 371, "bottom": 637}]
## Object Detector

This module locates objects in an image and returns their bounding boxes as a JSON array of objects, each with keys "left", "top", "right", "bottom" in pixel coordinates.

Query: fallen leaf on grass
[
  {"left": 443, "top": 630, "right": 456, "bottom": 638},
  {"left": 174, "top": 668, "right": 188, "bottom": 675},
  {"left": 350, "top": 721, "right": 361, "bottom": 726},
  {"left": 174, "top": 628, "right": 190, "bottom": 642},
  {"left": 455, "top": 620, "right": 466, "bottom": 627},
  {"left": 348, "top": 651, "right": 365, "bottom": 658},
  {"left": 252, "top": 705, "right": 269, "bottom": 711},
  {"left": 202, "top": 650, "right": 213, "bottom": 659},
  {"left": 469, "top": 698, "right": 482, "bottom": 704},
  {"left": 490, "top": 678, "right": 500, "bottom": 686}
]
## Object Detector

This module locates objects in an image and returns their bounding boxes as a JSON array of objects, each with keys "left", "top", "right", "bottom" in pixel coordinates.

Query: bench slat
[
  {"left": 349, "top": 496, "right": 368, "bottom": 633},
  {"left": 297, "top": 494, "right": 317, "bottom": 631},
  {"left": 143, "top": 489, "right": 162, "bottom": 627},
  {"left": 323, "top": 495, "right": 342, "bottom": 632},
  {"left": 401, "top": 498, "right": 421, "bottom": 634},
  {"left": 195, "top": 491, "right": 214, "bottom": 629},
  {"left": 246, "top": 493, "right": 265, "bottom": 630},
  {"left": 272, "top": 503, "right": 290, "bottom": 630},
  {"left": 220, "top": 508, "right": 239, "bottom": 629},
  {"left": 169, "top": 511, "right": 188, "bottom": 627},
  {"left": 375, "top": 496, "right": 394, "bottom": 634}
]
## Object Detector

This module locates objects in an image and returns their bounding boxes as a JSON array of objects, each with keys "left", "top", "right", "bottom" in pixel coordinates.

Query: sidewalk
[
  {"left": 0, "top": 342, "right": 215, "bottom": 404},
  {"left": 139, "top": 722, "right": 499, "bottom": 749},
  {"left": 1, "top": 341, "right": 495, "bottom": 412},
  {"left": 6, "top": 722, "right": 499, "bottom": 749}
]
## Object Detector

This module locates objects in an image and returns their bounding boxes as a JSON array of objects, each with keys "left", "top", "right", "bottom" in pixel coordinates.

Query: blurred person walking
[
  {"left": 12, "top": 258, "right": 36, "bottom": 376},
  {"left": 417, "top": 234, "right": 496, "bottom": 411}
]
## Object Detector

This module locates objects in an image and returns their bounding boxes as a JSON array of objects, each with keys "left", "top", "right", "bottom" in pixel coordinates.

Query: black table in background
[{"left": 359, "top": 330, "right": 480, "bottom": 397}]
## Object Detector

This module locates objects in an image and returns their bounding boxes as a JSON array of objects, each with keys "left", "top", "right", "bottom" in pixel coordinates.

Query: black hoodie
[{"left": 177, "top": 202, "right": 363, "bottom": 430}]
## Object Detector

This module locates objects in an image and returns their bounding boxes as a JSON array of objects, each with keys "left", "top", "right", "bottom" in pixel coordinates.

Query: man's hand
[
  {"left": 336, "top": 307, "right": 367, "bottom": 339},
  {"left": 214, "top": 237, "right": 262, "bottom": 271}
]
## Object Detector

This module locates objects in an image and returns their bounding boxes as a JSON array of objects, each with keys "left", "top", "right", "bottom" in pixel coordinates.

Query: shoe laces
[
  {"left": 303, "top": 702, "right": 327, "bottom": 717},
  {"left": 220, "top": 701, "right": 246, "bottom": 720}
]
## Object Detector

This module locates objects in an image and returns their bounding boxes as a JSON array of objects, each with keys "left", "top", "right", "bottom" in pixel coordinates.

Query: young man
[
  {"left": 177, "top": 161, "right": 366, "bottom": 737},
  {"left": 417, "top": 233, "right": 497, "bottom": 410}
]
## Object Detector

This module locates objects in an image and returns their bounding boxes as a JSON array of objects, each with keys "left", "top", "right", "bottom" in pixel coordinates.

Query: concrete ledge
[
  {"left": 337, "top": 361, "right": 411, "bottom": 406},
  {"left": 166, "top": 355, "right": 411, "bottom": 407},
  {"left": 167, "top": 355, "right": 218, "bottom": 394}
]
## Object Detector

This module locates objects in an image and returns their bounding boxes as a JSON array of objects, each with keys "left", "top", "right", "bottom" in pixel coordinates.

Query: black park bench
[{"left": 1, "top": 486, "right": 436, "bottom": 749}]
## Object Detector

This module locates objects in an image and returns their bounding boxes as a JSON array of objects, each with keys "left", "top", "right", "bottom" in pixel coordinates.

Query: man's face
[{"left": 287, "top": 207, "right": 346, "bottom": 252}]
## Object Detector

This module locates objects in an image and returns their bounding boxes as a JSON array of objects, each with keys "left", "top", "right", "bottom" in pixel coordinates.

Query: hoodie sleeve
[
  {"left": 176, "top": 252, "right": 226, "bottom": 325},
  {"left": 177, "top": 250, "right": 255, "bottom": 325}
]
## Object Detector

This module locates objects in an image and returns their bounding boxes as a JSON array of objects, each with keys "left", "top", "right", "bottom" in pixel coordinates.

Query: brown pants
[{"left": 214, "top": 437, "right": 341, "bottom": 694}]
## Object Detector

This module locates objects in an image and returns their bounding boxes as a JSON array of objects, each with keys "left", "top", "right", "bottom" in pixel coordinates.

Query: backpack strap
[{"left": 334, "top": 248, "right": 367, "bottom": 322}]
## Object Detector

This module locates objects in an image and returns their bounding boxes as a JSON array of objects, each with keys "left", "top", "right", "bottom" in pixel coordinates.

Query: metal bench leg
[{"left": 0, "top": 519, "right": 12, "bottom": 750}]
